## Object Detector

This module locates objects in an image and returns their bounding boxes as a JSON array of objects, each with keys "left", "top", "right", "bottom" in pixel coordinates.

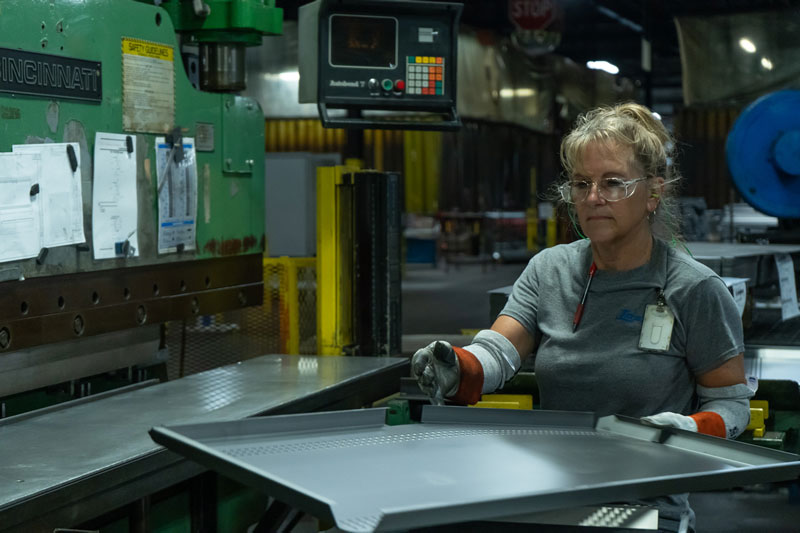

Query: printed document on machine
[
  {"left": 13, "top": 142, "right": 86, "bottom": 248},
  {"left": 775, "top": 253, "right": 800, "bottom": 321},
  {"left": 0, "top": 153, "right": 41, "bottom": 263},
  {"left": 92, "top": 132, "right": 139, "bottom": 259},
  {"left": 155, "top": 137, "right": 197, "bottom": 254}
]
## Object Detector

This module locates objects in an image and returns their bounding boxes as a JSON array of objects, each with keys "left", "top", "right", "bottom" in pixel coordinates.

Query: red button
[{"left": 394, "top": 80, "right": 405, "bottom": 92}]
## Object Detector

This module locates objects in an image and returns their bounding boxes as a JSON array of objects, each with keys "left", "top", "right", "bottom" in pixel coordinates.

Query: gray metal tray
[{"left": 149, "top": 406, "right": 800, "bottom": 532}]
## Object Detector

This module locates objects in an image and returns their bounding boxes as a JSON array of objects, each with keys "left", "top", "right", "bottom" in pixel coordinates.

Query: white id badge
[{"left": 638, "top": 303, "right": 675, "bottom": 352}]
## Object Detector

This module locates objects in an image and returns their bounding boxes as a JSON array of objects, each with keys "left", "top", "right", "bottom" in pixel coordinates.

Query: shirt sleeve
[
  {"left": 681, "top": 276, "right": 745, "bottom": 375},
  {"left": 499, "top": 255, "right": 540, "bottom": 338}
]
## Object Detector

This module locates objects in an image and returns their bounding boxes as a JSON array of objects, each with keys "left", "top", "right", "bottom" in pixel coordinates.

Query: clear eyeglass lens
[
  {"left": 601, "top": 178, "right": 628, "bottom": 200},
  {"left": 564, "top": 177, "right": 635, "bottom": 203}
]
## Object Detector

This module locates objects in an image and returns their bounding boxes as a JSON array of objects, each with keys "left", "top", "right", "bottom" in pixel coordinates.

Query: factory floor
[{"left": 400, "top": 261, "right": 800, "bottom": 533}]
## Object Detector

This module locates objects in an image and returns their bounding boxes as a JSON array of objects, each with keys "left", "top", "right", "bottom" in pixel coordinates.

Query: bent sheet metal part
[{"left": 149, "top": 406, "right": 800, "bottom": 532}]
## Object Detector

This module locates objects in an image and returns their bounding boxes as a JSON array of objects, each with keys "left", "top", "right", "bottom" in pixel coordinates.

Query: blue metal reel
[{"left": 726, "top": 90, "right": 800, "bottom": 218}]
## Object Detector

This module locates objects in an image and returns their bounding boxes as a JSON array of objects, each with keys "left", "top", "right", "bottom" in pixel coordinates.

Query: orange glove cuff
[
  {"left": 690, "top": 411, "right": 726, "bottom": 438},
  {"left": 450, "top": 347, "right": 484, "bottom": 405}
]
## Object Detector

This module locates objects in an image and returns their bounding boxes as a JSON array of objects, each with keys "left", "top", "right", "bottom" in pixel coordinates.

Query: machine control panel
[
  {"left": 299, "top": 0, "right": 462, "bottom": 130},
  {"left": 405, "top": 55, "right": 445, "bottom": 95}
]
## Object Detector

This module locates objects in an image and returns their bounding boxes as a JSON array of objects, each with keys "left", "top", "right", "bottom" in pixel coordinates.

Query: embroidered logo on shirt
[{"left": 616, "top": 309, "right": 643, "bottom": 323}]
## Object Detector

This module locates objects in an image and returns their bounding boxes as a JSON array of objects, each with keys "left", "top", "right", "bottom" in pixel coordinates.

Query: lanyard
[
  {"left": 572, "top": 242, "right": 670, "bottom": 334},
  {"left": 572, "top": 262, "right": 597, "bottom": 332}
]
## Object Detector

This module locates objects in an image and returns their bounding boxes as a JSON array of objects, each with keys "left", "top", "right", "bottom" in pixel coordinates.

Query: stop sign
[{"left": 509, "top": 0, "right": 558, "bottom": 31}]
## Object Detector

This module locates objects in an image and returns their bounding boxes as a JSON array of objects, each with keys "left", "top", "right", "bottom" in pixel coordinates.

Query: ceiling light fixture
[
  {"left": 739, "top": 38, "right": 756, "bottom": 53},
  {"left": 761, "top": 57, "right": 773, "bottom": 70},
  {"left": 278, "top": 71, "right": 301, "bottom": 82},
  {"left": 499, "top": 88, "right": 537, "bottom": 98},
  {"left": 586, "top": 61, "right": 619, "bottom": 75}
]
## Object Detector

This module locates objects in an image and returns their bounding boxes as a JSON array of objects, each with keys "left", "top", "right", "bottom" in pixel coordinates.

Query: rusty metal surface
[{"left": 0, "top": 255, "right": 262, "bottom": 352}]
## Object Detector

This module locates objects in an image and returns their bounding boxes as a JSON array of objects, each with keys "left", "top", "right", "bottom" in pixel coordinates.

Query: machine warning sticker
[{"left": 122, "top": 37, "right": 174, "bottom": 134}]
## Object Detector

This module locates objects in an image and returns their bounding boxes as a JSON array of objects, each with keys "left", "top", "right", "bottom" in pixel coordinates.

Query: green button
[
  {"left": 436, "top": 81, "right": 442, "bottom": 86},
  {"left": 436, "top": 88, "right": 443, "bottom": 95},
  {"left": 408, "top": 56, "right": 415, "bottom": 63},
  {"left": 381, "top": 79, "right": 393, "bottom": 91}
]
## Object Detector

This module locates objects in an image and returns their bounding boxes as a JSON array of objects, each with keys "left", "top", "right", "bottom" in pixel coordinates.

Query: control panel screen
[{"left": 329, "top": 15, "right": 397, "bottom": 68}]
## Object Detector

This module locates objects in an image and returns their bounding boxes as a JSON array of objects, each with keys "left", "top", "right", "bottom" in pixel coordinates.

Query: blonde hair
[{"left": 558, "top": 102, "right": 682, "bottom": 242}]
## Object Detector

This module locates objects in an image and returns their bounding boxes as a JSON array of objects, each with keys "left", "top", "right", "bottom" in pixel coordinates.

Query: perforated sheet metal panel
[{"left": 150, "top": 407, "right": 800, "bottom": 532}]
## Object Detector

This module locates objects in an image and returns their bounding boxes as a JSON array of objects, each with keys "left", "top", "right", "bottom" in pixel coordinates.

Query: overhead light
[
  {"left": 761, "top": 57, "right": 773, "bottom": 70},
  {"left": 261, "top": 71, "right": 301, "bottom": 82},
  {"left": 499, "top": 88, "right": 536, "bottom": 98},
  {"left": 739, "top": 38, "right": 756, "bottom": 53},
  {"left": 278, "top": 71, "right": 300, "bottom": 82},
  {"left": 586, "top": 60, "right": 619, "bottom": 75}
]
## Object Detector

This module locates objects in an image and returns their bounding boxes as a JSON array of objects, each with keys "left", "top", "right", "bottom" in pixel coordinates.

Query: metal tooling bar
[
  {"left": 151, "top": 406, "right": 800, "bottom": 533},
  {"left": 0, "top": 355, "right": 408, "bottom": 532}
]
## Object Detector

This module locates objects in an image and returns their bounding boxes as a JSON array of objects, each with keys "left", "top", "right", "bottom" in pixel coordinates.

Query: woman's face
[{"left": 572, "top": 141, "right": 660, "bottom": 247}]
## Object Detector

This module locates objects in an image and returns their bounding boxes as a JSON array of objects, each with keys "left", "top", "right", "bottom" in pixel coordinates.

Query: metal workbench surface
[
  {"left": 746, "top": 346, "right": 800, "bottom": 383},
  {"left": 684, "top": 241, "right": 800, "bottom": 283},
  {"left": 685, "top": 242, "right": 800, "bottom": 259},
  {"left": 0, "top": 354, "right": 408, "bottom": 531}
]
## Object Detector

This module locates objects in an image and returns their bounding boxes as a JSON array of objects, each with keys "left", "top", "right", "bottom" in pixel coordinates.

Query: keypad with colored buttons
[{"left": 406, "top": 56, "right": 444, "bottom": 96}]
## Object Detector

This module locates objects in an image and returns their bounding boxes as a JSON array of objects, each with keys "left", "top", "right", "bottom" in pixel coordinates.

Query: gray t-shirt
[{"left": 500, "top": 238, "right": 745, "bottom": 525}]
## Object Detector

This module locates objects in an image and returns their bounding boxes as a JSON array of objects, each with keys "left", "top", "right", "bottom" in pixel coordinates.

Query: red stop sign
[{"left": 509, "top": 0, "right": 558, "bottom": 31}]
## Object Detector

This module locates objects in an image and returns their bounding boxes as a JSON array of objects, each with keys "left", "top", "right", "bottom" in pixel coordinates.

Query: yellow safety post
[
  {"left": 263, "top": 257, "right": 316, "bottom": 355},
  {"left": 373, "top": 129, "right": 385, "bottom": 172},
  {"left": 546, "top": 213, "right": 558, "bottom": 248},
  {"left": 283, "top": 257, "right": 299, "bottom": 354},
  {"left": 403, "top": 130, "right": 422, "bottom": 213},
  {"left": 279, "top": 261, "right": 290, "bottom": 353},
  {"left": 526, "top": 167, "right": 538, "bottom": 253},
  {"left": 316, "top": 166, "right": 353, "bottom": 355},
  {"left": 422, "top": 131, "right": 441, "bottom": 213},
  {"left": 403, "top": 130, "right": 441, "bottom": 214}
]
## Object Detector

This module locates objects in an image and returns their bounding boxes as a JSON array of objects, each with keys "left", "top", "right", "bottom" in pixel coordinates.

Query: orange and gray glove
[
  {"left": 641, "top": 381, "right": 756, "bottom": 439},
  {"left": 411, "top": 330, "right": 522, "bottom": 405},
  {"left": 411, "top": 340, "right": 485, "bottom": 405}
]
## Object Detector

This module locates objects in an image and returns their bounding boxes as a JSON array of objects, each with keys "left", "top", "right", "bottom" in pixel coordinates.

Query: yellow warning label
[{"left": 122, "top": 38, "right": 173, "bottom": 61}]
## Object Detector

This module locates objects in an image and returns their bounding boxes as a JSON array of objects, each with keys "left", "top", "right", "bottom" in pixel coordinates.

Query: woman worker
[{"left": 412, "top": 102, "right": 754, "bottom": 533}]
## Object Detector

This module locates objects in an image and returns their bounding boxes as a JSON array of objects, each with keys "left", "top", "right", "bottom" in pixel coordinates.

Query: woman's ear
[{"left": 647, "top": 177, "right": 665, "bottom": 212}]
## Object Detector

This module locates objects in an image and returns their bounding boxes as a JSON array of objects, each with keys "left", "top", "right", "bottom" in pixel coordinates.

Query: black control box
[{"left": 299, "top": 0, "right": 462, "bottom": 130}]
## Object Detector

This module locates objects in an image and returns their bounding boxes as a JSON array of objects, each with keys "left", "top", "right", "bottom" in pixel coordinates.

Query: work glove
[
  {"left": 640, "top": 412, "right": 698, "bottom": 432},
  {"left": 411, "top": 340, "right": 460, "bottom": 404}
]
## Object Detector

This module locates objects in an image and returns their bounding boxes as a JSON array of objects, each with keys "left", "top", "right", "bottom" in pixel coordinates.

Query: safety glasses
[{"left": 558, "top": 176, "right": 649, "bottom": 203}]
